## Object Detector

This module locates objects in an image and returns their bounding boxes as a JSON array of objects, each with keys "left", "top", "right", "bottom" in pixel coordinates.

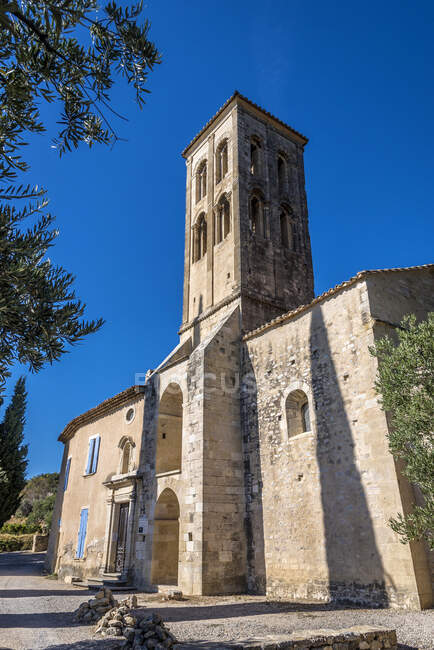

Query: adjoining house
[{"left": 46, "top": 92, "right": 434, "bottom": 609}]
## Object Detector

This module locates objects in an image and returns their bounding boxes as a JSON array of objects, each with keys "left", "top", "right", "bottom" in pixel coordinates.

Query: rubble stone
[{"left": 72, "top": 587, "right": 118, "bottom": 624}]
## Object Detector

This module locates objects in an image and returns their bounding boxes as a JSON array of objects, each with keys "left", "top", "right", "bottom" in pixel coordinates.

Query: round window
[{"left": 125, "top": 407, "right": 135, "bottom": 424}]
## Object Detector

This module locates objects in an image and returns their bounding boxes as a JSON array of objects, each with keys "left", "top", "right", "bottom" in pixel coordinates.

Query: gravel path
[{"left": 0, "top": 552, "right": 432, "bottom": 649}]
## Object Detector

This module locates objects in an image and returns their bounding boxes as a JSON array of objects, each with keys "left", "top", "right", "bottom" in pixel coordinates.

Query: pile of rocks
[
  {"left": 73, "top": 587, "right": 119, "bottom": 623},
  {"left": 98, "top": 609, "right": 179, "bottom": 649}
]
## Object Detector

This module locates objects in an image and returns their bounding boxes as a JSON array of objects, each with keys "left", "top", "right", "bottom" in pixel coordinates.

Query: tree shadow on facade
[
  {"left": 240, "top": 343, "right": 266, "bottom": 594},
  {"left": 310, "top": 306, "right": 389, "bottom": 606}
]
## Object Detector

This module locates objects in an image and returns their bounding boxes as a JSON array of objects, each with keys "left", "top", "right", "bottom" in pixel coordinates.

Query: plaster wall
[{"left": 51, "top": 394, "right": 145, "bottom": 581}]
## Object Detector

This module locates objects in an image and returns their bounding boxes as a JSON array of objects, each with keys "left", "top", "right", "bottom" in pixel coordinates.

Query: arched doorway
[
  {"left": 156, "top": 383, "right": 183, "bottom": 475},
  {"left": 151, "top": 488, "right": 180, "bottom": 585}
]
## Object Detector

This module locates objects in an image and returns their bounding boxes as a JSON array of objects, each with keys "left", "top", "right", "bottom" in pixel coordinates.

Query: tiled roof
[
  {"left": 58, "top": 385, "right": 145, "bottom": 442},
  {"left": 182, "top": 91, "right": 308, "bottom": 158},
  {"left": 243, "top": 264, "right": 434, "bottom": 341}
]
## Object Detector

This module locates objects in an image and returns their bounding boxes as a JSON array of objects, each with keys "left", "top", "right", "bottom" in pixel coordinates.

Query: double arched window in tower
[
  {"left": 280, "top": 205, "right": 297, "bottom": 251},
  {"left": 192, "top": 213, "right": 207, "bottom": 262},
  {"left": 215, "top": 140, "right": 228, "bottom": 184},
  {"left": 250, "top": 136, "right": 262, "bottom": 176},
  {"left": 195, "top": 161, "right": 207, "bottom": 203},
  {"left": 277, "top": 154, "right": 288, "bottom": 195},
  {"left": 250, "top": 192, "right": 267, "bottom": 239},
  {"left": 215, "top": 195, "right": 231, "bottom": 244}
]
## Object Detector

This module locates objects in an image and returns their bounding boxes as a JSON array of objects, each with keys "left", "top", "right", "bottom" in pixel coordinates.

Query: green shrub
[
  {"left": 0, "top": 533, "right": 33, "bottom": 552},
  {"left": 0, "top": 521, "right": 38, "bottom": 535}
]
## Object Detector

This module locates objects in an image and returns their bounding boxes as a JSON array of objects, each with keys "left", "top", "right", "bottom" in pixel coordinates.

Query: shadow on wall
[
  {"left": 45, "top": 442, "right": 69, "bottom": 575},
  {"left": 310, "top": 306, "right": 389, "bottom": 606},
  {"left": 240, "top": 344, "right": 266, "bottom": 594}
]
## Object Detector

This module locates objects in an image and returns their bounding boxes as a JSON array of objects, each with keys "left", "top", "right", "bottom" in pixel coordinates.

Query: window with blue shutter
[
  {"left": 64, "top": 457, "right": 71, "bottom": 490},
  {"left": 91, "top": 435, "right": 100, "bottom": 473},
  {"left": 75, "top": 508, "right": 88, "bottom": 559},
  {"left": 85, "top": 438, "right": 95, "bottom": 474},
  {"left": 85, "top": 435, "right": 100, "bottom": 475}
]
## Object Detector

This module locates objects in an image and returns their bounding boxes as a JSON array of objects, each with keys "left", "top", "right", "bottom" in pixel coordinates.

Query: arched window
[
  {"left": 215, "top": 195, "right": 230, "bottom": 244},
  {"left": 285, "top": 390, "right": 311, "bottom": 438},
  {"left": 277, "top": 155, "right": 286, "bottom": 193},
  {"left": 250, "top": 137, "right": 261, "bottom": 175},
  {"left": 121, "top": 441, "right": 131, "bottom": 474},
  {"left": 216, "top": 140, "right": 228, "bottom": 183},
  {"left": 196, "top": 161, "right": 207, "bottom": 203},
  {"left": 156, "top": 384, "right": 183, "bottom": 475},
  {"left": 250, "top": 193, "right": 266, "bottom": 238},
  {"left": 280, "top": 206, "right": 293, "bottom": 249},
  {"left": 192, "top": 213, "right": 207, "bottom": 262},
  {"left": 118, "top": 436, "right": 135, "bottom": 475}
]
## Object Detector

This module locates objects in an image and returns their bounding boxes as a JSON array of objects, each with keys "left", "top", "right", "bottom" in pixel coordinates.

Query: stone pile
[
  {"left": 98, "top": 609, "right": 179, "bottom": 649},
  {"left": 73, "top": 587, "right": 119, "bottom": 623}
]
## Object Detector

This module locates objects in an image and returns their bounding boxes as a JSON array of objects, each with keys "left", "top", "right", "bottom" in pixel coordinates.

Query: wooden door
[{"left": 115, "top": 503, "right": 129, "bottom": 573}]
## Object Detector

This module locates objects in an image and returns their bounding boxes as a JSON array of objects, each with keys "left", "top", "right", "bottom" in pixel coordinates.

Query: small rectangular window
[
  {"left": 85, "top": 435, "right": 100, "bottom": 475},
  {"left": 75, "top": 507, "right": 88, "bottom": 559},
  {"left": 64, "top": 457, "right": 71, "bottom": 491}
]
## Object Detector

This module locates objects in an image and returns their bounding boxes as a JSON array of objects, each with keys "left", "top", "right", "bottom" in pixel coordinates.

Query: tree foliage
[
  {"left": 370, "top": 313, "right": 434, "bottom": 550},
  {"left": 16, "top": 471, "right": 59, "bottom": 518},
  {"left": 0, "top": 1, "right": 160, "bottom": 397},
  {"left": 0, "top": 197, "right": 105, "bottom": 396},
  {"left": 0, "top": 0, "right": 161, "bottom": 178},
  {"left": 0, "top": 376, "right": 28, "bottom": 528}
]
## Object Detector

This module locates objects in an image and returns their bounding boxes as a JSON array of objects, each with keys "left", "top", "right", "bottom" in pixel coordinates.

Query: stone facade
[{"left": 46, "top": 93, "right": 433, "bottom": 608}]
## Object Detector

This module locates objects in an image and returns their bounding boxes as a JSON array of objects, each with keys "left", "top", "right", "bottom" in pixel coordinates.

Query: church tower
[{"left": 180, "top": 91, "right": 314, "bottom": 338}]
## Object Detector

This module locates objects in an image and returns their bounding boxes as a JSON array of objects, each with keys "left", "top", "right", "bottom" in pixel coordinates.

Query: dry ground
[{"left": 0, "top": 552, "right": 432, "bottom": 650}]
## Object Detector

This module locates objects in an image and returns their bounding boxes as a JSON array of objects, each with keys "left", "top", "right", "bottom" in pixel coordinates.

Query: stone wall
[
  {"left": 179, "top": 626, "right": 397, "bottom": 650},
  {"left": 202, "top": 307, "right": 247, "bottom": 593},
  {"left": 241, "top": 272, "right": 433, "bottom": 608},
  {"left": 236, "top": 103, "right": 314, "bottom": 332}
]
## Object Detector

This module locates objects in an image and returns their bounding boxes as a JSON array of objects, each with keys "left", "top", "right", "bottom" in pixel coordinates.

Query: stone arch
[
  {"left": 118, "top": 436, "right": 136, "bottom": 474},
  {"left": 215, "top": 193, "right": 231, "bottom": 244},
  {"left": 250, "top": 135, "right": 262, "bottom": 175},
  {"left": 192, "top": 212, "right": 207, "bottom": 262},
  {"left": 280, "top": 382, "right": 314, "bottom": 439},
  {"left": 156, "top": 382, "right": 183, "bottom": 475},
  {"left": 249, "top": 190, "right": 266, "bottom": 238},
  {"left": 151, "top": 488, "right": 180, "bottom": 585},
  {"left": 215, "top": 137, "right": 229, "bottom": 183},
  {"left": 283, "top": 387, "right": 312, "bottom": 439},
  {"left": 277, "top": 152, "right": 288, "bottom": 194},
  {"left": 195, "top": 159, "right": 207, "bottom": 203},
  {"left": 279, "top": 203, "right": 294, "bottom": 250}
]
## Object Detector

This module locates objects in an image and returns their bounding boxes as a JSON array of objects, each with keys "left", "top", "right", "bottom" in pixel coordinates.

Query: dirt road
[
  {"left": 0, "top": 552, "right": 120, "bottom": 649},
  {"left": 0, "top": 552, "right": 433, "bottom": 650}
]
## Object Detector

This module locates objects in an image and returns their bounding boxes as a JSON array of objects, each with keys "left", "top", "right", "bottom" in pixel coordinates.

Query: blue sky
[{"left": 4, "top": 0, "right": 433, "bottom": 477}]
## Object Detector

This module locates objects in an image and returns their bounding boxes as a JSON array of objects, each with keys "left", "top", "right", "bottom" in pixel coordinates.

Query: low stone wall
[
  {"left": 32, "top": 534, "right": 49, "bottom": 552},
  {"left": 178, "top": 626, "right": 397, "bottom": 649}
]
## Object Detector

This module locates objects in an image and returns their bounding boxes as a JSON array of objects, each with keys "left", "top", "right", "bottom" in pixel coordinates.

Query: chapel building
[{"left": 46, "top": 92, "right": 434, "bottom": 609}]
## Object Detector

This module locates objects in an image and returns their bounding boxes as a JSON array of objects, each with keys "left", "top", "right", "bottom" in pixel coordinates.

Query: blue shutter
[
  {"left": 64, "top": 458, "right": 71, "bottom": 491},
  {"left": 85, "top": 438, "right": 95, "bottom": 475},
  {"left": 76, "top": 508, "right": 88, "bottom": 559},
  {"left": 91, "top": 435, "right": 100, "bottom": 473}
]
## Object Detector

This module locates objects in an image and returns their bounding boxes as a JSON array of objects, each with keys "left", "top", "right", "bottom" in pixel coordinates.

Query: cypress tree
[{"left": 0, "top": 377, "right": 28, "bottom": 528}]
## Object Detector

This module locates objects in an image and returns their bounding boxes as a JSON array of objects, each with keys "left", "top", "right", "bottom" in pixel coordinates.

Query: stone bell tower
[{"left": 180, "top": 91, "right": 314, "bottom": 340}]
